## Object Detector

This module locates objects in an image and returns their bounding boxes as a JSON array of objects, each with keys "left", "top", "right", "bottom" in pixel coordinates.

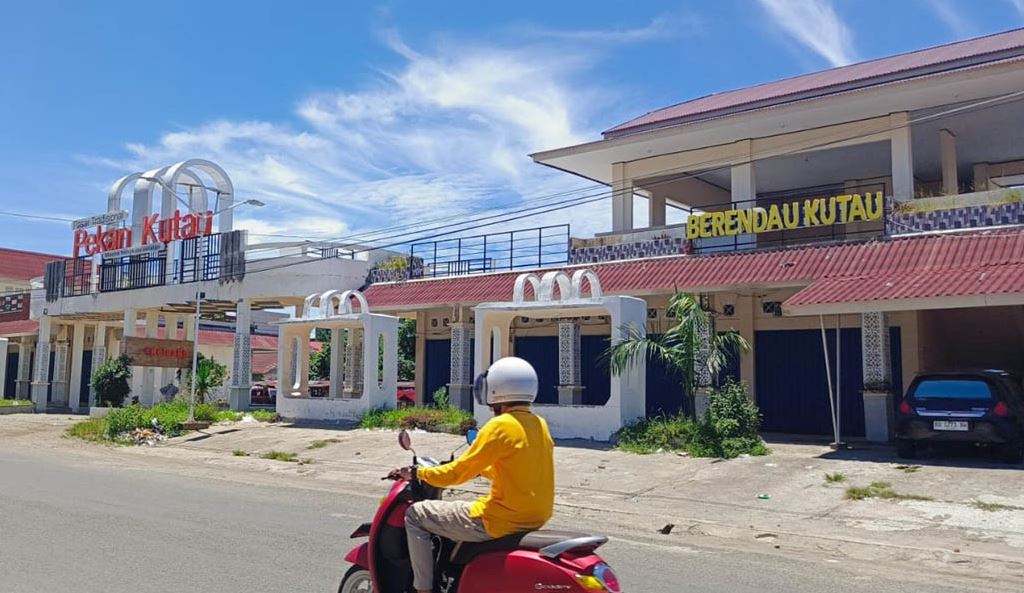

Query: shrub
[
  {"left": 105, "top": 405, "right": 147, "bottom": 439},
  {"left": 249, "top": 409, "right": 280, "bottom": 422},
  {"left": 688, "top": 380, "right": 768, "bottom": 459},
  {"left": 66, "top": 418, "right": 107, "bottom": 442},
  {"left": 613, "top": 415, "right": 695, "bottom": 454},
  {"left": 432, "top": 386, "right": 450, "bottom": 408},
  {"left": 91, "top": 355, "right": 133, "bottom": 408},
  {"left": 260, "top": 450, "right": 297, "bottom": 462}
]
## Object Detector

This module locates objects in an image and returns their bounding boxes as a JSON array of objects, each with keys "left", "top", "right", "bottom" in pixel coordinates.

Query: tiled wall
[
  {"left": 568, "top": 236, "right": 689, "bottom": 265},
  {"left": 887, "top": 190, "right": 1024, "bottom": 235}
]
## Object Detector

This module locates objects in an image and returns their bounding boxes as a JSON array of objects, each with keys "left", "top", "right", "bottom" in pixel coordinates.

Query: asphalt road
[{"left": 0, "top": 449, "right": 996, "bottom": 593}]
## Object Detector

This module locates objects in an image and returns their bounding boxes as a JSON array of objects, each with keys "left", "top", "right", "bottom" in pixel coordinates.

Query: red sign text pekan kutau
[{"left": 72, "top": 210, "right": 214, "bottom": 257}]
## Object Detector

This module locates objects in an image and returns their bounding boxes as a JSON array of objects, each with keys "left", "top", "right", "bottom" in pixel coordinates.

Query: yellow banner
[{"left": 686, "top": 192, "right": 883, "bottom": 240}]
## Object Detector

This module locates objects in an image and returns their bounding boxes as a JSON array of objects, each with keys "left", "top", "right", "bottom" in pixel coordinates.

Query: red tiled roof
[
  {"left": 363, "top": 228, "right": 1024, "bottom": 309},
  {"left": 605, "top": 28, "right": 1024, "bottom": 137},
  {"left": 133, "top": 327, "right": 321, "bottom": 351},
  {"left": 784, "top": 263, "right": 1024, "bottom": 312},
  {"left": 252, "top": 351, "right": 278, "bottom": 375},
  {"left": 0, "top": 247, "right": 63, "bottom": 282},
  {"left": 0, "top": 319, "right": 39, "bottom": 337}
]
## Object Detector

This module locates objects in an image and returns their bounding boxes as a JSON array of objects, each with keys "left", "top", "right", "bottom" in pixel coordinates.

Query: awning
[{"left": 783, "top": 263, "right": 1024, "bottom": 315}]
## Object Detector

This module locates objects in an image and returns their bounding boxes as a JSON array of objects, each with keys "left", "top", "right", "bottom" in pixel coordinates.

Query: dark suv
[{"left": 896, "top": 370, "right": 1024, "bottom": 464}]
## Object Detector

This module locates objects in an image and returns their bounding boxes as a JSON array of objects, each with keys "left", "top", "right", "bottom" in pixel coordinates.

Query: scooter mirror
[
  {"left": 398, "top": 429, "right": 412, "bottom": 451},
  {"left": 466, "top": 428, "right": 479, "bottom": 446}
]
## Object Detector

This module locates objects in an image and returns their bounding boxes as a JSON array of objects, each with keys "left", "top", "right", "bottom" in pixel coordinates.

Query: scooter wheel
[{"left": 339, "top": 566, "right": 373, "bottom": 593}]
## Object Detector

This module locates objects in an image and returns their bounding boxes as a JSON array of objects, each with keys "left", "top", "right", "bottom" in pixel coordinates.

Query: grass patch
[
  {"left": 824, "top": 472, "right": 847, "bottom": 483},
  {"left": 260, "top": 450, "right": 298, "bottom": 462},
  {"left": 216, "top": 410, "right": 243, "bottom": 422},
  {"left": 614, "top": 415, "right": 694, "bottom": 454},
  {"left": 307, "top": 438, "right": 340, "bottom": 450},
  {"left": 0, "top": 399, "right": 32, "bottom": 407},
  {"left": 895, "top": 464, "right": 921, "bottom": 473},
  {"left": 845, "top": 480, "right": 934, "bottom": 502},
  {"left": 249, "top": 409, "right": 280, "bottom": 423},
  {"left": 66, "top": 417, "right": 107, "bottom": 442},
  {"left": 970, "top": 500, "right": 1023, "bottom": 512},
  {"left": 232, "top": 449, "right": 248, "bottom": 457},
  {"left": 360, "top": 405, "right": 476, "bottom": 435}
]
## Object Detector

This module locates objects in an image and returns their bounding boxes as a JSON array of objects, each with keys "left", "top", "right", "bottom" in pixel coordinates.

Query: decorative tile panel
[
  {"left": 694, "top": 316, "right": 713, "bottom": 388},
  {"left": 861, "top": 312, "right": 891, "bottom": 385},
  {"left": 449, "top": 325, "right": 472, "bottom": 385},
  {"left": 558, "top": 322, "right": 582, "bottom": 386},
  {"left": 34, "top": 342, "right": 50, "bottom": 383}
]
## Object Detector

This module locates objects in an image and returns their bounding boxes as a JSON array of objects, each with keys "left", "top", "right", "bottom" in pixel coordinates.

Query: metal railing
[
  {"left": 406, "top": 224, "right": 570, "bottom": 280},
  {"left": 98, "top": 249, "right": 168, "bottom": 293}
]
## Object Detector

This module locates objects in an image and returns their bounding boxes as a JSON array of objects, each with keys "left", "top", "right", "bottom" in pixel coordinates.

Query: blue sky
[{"left": 2, "top": 0, "right": 1023, "bottom": 255}]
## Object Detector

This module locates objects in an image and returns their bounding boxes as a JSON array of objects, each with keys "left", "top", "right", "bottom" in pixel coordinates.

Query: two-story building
[{"left": 359, "top": 28, "right": 1024, "bottom": 441}]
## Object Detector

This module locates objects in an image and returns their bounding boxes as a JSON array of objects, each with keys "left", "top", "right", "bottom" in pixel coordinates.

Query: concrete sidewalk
[{"left": 4, "top": 414, "right": 1024, "bottom": 586}]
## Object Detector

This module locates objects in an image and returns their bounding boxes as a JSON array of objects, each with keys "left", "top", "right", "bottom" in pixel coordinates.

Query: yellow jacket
[{"left": 417, "top": 408, "right": 555, "bottom": 537}]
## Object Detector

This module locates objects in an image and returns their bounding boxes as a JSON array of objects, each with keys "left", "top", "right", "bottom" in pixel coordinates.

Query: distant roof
[
  {"left": 0, "top": 247, "right": 62, "bottom": 282},
  {"left": 604, "top": 28, "right": 1024, "bottom": 138}
]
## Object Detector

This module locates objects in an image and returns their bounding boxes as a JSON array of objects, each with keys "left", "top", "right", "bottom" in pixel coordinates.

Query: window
[{"left": 911, "top": 379, "right": 993, "bottom": 401}]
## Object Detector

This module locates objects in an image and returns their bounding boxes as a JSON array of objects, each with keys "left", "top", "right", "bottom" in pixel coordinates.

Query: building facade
[{"left": 358, "top": 29, "right": 1024, "bottom": 441}]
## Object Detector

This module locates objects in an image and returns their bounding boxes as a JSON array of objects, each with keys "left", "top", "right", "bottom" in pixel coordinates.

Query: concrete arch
[
  {"left": 513, "top": 273, "right": 541, "bottom": 304},
  {"left": 571, "top": 269, "right": 602, "bottom": 299},
  {"left": 334, "top": 290, "right": 369, "bottom": 315},
  {"left": 160, "top": 159, "right": 234, "bottom": 232},
  {"left": 538, "top": 271, "right": 572, "bottom": 302}
]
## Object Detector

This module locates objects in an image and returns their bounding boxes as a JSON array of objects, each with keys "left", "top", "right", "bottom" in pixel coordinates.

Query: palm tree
[
  {"left": 180, "top": 354, "right": 229, "bottom": 404},
  {"left": 605, "top": 292, "right": 750, "bottom": 417}
]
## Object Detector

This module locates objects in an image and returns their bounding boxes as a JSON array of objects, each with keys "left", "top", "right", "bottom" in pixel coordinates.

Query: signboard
[
  {"left": 686, "top": 191, "right": 883, "bottom": 240},
  {"left": 122, "top": 337, "right": 194, "bottom": 368},
  {"left": 73, "top": 209, "right": 215, "bottom": 258},
  {"left": 71, "top": 210, "right": 128, "bottom": 230}
]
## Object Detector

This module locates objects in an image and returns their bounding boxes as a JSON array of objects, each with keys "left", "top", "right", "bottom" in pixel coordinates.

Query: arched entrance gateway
[
  {"left": 472, "top": 269, "right": 647, "bottom": 440},
  {"left": 275, "top": 289, "right": 399, "bottom": 420}
]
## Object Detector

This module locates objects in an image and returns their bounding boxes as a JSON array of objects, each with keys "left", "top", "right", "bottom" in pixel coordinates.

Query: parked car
[{"left": 896, "top": 370, "right": 1024, "bottom": 463}]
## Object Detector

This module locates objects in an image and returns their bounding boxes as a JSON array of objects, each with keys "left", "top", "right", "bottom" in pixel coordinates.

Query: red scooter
[{"left": 340, "top": 429, "right": 622, "bottom": 593}]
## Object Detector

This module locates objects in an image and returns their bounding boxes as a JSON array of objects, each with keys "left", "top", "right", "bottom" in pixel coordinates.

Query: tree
[
  {"left": 605, "top": 292, "right": 750, "bottom": 417},
  {"left": 91, "top": 354, "right": 133, "bottom": 408},
  {"left": 310, "top": 341, "right": 332, "bottom": 381},
  {"left": 398, "top": 318, "right": 415, "bottom": 381},
  {"left": 180, "top": 353, "right": 229, "bottom": 404}
]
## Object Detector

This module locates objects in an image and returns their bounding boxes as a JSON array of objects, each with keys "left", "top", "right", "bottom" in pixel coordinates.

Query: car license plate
[{"left": 933, "top": 420, "right": 969, "bottom": 431}]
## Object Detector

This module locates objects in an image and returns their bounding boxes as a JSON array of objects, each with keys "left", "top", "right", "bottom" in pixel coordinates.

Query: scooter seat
[{"left": 449, "top": 530, "right": 592, "bottom": 565}]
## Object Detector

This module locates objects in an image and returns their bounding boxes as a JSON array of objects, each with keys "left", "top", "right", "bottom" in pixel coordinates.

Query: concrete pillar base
[
  {"left": 16, "top": 380, "right": 31, "bottom": 399},
  {"left": 557, "top": 386, "right": 584, "bottom": 406},
  {"left": 449, "top": 384, "right": 473, "bottom": 411},
  {"left": 31, "top": 383, "right": 49, "bottom": 412},
  {"left": 228, "top": 385, "right": 251, "bottom": 411},
  {"left": 862, "top": 390, "right": 894, "bottom": 442},
  {"left": 694, "top": 389, "right": 711, "bottom": 421}
]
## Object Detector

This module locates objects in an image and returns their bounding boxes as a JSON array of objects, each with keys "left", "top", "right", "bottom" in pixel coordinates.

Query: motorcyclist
[{"left": 390, "top": 356, "right": 555, "bottom": 593}]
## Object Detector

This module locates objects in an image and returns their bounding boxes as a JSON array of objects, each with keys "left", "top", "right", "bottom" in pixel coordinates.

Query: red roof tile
[
  {"left": 133, "top": 327, "right": 321, "bottom": 351},
  {"left": 784, "top": 263, "right": 1024, "bottom": 311},
  {"left": 0, "top": 319, "right": 39, "bottom": 337},
  {"left": 252, "top": 351, "right": 278, "bottom": 375},
  {"left": 0, "top": 247, "right": 63, "bottom": 282},
  {"left": 363, "top": 229, "right": 1024, "bottom": 309},
  {"left": 605, "top": 28, "right": 1024, "bottom": 137}
]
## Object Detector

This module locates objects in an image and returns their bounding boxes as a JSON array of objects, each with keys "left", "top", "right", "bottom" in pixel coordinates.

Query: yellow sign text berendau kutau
[{"left": 686, "top": 192, "right": 884, "bottom": 240}]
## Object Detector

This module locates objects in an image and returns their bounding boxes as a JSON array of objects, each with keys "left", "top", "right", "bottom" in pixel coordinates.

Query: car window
[{"left": 911, "top": 379, "right": 994, "bottom": 401}]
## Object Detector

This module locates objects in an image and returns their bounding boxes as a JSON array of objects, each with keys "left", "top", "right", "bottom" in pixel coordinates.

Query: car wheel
[
  {"left": 896, "top": 439, "right": 916, "bottom": 459},
  {"left": 999, "top": 440, "right": 1024, "bottom": 465}
]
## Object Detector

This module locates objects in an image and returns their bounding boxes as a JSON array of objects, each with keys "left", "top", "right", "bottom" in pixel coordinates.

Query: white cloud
[
  {"left": 1010, "top": 0, "right": 1024, "bottom": 16},
  {"left": 93, "top": 34, "right": 610, "bottom": 245},
  {"left": 524, "top": 14, "right": 702, "bottom": 44},
  {"left": 757, "top": 0, "right": 859, "bottom": 67},
  {"left": 927, "top": 0, "right": 972, "bottom": 36}
]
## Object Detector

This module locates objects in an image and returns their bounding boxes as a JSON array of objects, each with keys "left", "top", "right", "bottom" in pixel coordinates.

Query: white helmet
[{"left": 473, "top": 357, "right": 538, "bottom": 406}]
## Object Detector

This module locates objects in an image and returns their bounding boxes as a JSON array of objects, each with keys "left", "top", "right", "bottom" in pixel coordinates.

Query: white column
[
  {"left": 229, "top": 300, "right": 252, "bottom": 410},
  {"left": 277, "top": 326, "right": 295, "bottom": 397},
  {"left": 142, "top": 311, "right": 159, "bottom": 405},
  {"left": 448, "top": 323, "right": 473, "bottom": 409},
  {"left": 890, "top": 112, "right": 914, "bottom": 202},
  {"left": 16, "top": 339, "right": 33, "bottom": 399},
  {"left": 328, "top": 327, "right": 343, "bottom": 398},
  {"left": 297, "top": 331, "right": 311, "bottom": 396},
  {"left": 862, "top": 312, "right": 894, "bottom": 443},
  {"left": 611, "top": 162, "right": 634, "bottom": 233},
  {"left": 68, "top": 323, "right": 86, "bottom": 412},
  {"left": 557, "top": 321, "right": 583, "bottom": 405},
  {"left": 414, "top": 312, "right": 426, "bottom": 406},
  {"left": 31, "top": 316, "right": 52, "bottom": 412},
  {"left": 343, "top": 328, "right": 363, "bottom": 398},
  {"left": 973, "top": 162, "right": 990, "bottom": 192},
  {"left": 731, "top": 144, "right": 756, "bottom": 248},
  {"left": 52, "top": 339, "right": 69, "bottom": 407},
  {"left": 90, "top": 324, "right": 107, "bottom": 408},
  {"left": 649, "top": 193, "right": 667, "bottom": 228},
  {"left": 0, "top": 338, "right": 8, "bottom": 398},
  {"left": 939, "top": 129, "right": 958, "bottom": 196}
]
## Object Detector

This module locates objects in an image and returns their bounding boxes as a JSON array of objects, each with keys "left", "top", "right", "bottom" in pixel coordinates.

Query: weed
[
  {"left": 360, "top": 406, "right": 475, "bottom": 435},
  {"left": 824, "top": 472, "right": 846, "bottom": 483},
  {"left": 232, "top": 450, "right": 248, "bottom": 457},
  {"left": 895, "top": 464, "right": 921, "bottom": 473},
  {"left": 66, "top": 418, "right": 107, "bottom": 443},
  {"left": 614, "top": 415, "right": 695, "bottom": 454},
  {"left": 307, "top": 438, "right": 340, "bottom": 450},
  {"left": 845, "top": 481, "right": 933, "bottom": 502},
  {"left": 249, "top": 409, "right": 280, "bottom": 423},
  {"left": 260, "top": 450, "right": 298, "bottom": 462},
  {"left": 0, "top": 399, "right": 32, "bottom": 407},
  {"left": 970, "top": 500, "right": 1023, "bottom": 512}
]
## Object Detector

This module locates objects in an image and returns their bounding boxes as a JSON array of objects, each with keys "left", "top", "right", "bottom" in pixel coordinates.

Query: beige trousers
[{"left": 405, "top": 500, "right": 491, "bottom": 591}]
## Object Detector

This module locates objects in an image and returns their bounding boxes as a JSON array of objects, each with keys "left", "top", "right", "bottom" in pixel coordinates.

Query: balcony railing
[{"left": 369, "top": 224, "right": 570, "bottom": 282}]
